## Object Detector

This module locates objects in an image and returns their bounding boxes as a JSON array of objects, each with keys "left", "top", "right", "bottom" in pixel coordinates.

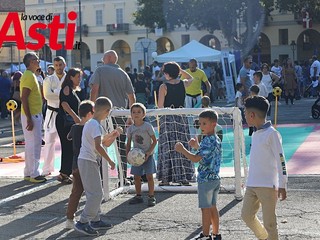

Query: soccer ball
[
  {"left": 127, "top": 148, "right": 145, "bottom": 167},
  {"left": 6, "top": 100, "right": 18, "bottom": 111},
  {"left": 272, "top": 87, "right": 282, "bottom": 97}
]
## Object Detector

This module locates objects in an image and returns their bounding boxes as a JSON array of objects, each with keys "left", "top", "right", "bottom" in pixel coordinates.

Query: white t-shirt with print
[{"left": 78, "top": 119, "right": 103, "bottom": 163}]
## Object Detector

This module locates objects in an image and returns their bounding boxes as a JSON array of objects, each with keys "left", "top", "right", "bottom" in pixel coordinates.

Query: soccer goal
[{"left": 102, "top": 107, "right": 247, "bottom": 201}]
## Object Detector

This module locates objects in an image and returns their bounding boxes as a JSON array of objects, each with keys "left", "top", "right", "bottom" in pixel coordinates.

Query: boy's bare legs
[
  {"left": 146, "top": 174, "right": 154, "bottom": 196},
  {"left": 210, "top": 205, "right": 220, "bottom": 235},
  {"left": 134, "top": 175, "right": 142, "bottom": 195},
  {"left": 129, "top": 175, "right": 143, "bottom": 205},
  {"left": 201, "top": 208, "right": 212, "bottom": 236},
  {"left": 201, "top": 206, "right": 220, "bottom": 237}
]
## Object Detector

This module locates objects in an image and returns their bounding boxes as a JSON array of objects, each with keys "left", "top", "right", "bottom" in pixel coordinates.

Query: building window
[
  {"left": 181, "top": 34, "right": 190, "bottom": 46},
  {"left": 96, "top": 39, "right": 104, "bottom": 53},
  {"left": 96, "top": 10, "right": 102, "bottom": 26},
  {"left": 59, "top": 12, "right": 66, "bottom": 23},
  {"left": 279, "top": 29, "right": 288, "bottom": 45},
  {"left": 38, "top": 0, "right": 44, "bottom": 3},
  {"left": 116, "top": 8, "right": 123, "bottom": 24}
]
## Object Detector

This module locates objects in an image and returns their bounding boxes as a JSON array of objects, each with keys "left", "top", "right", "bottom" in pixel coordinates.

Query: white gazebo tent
[
  {"left": 154, "top": 40, "right": 235, "bottom": 63},
  {"left": 154, "top": 40, "right": 236, "bottom": 102}
]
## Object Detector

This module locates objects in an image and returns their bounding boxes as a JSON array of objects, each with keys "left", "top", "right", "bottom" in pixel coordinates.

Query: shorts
[
  {"left": 198, "top": 179, "right": 220, "bottom": 208},
  {"left": 130, "top": 155, "right": 156, "bottom": 176}
]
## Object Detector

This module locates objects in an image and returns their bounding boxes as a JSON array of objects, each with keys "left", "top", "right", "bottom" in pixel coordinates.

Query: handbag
[{"left": 63, "top": 114, "right": 75, "bottom": 128}]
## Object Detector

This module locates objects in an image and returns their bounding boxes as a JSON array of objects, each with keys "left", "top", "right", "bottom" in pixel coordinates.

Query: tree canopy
[
  {"left": 133, "top": 0, "right": 265, "bottom": 54},
  {"left": 133, "top": 0, "right": 320, "bottom": 54}
]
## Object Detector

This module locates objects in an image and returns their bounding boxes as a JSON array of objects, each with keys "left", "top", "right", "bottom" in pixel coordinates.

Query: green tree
[
  {"left": 133, "top": 0, "right": 167, "bottom": 30},
  {"left": 133, "top": 0, "right": 266, "bottom": 55},
  {"left": 267, "top": 0, "right": 320, "bottom": 23}
]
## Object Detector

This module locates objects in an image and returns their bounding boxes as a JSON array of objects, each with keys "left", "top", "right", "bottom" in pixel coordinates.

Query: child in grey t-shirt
[{"left": 126, "top": 103, "right": 157, "bottom": 207}]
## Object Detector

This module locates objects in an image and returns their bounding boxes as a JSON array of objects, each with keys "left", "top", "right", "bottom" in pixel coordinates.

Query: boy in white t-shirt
[
  {"left": 241, "top": 96, "right": 288, "bottom": 240},
  {"left": 253, "top": 71, "right": 268, "bottom": 98},
  {"left": 74, "top": 97, "right": 121, "bottom": 236}
]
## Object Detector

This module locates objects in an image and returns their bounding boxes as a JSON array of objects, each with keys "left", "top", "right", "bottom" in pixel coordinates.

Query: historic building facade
[{"left": 1, "top": 0, "right": 319, "bottom": 71}]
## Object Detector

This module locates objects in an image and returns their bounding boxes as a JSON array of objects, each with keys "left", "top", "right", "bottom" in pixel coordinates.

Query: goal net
[{"left": 102, "top": 107, "right": 247, "bottom": 200}]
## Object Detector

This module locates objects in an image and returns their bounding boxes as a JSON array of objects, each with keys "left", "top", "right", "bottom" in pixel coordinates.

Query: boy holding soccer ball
[
  {"left": 175, "top": 109, "right": 222, "bottom": 240},
  {"left": 126, "top": 103, "right": 157, "bottom": 207}
]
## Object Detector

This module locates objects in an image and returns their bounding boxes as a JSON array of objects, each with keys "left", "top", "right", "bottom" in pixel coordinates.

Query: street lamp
[
  {"left": 290, "top": 40, "right": 296, "bottom": 60},
  {"left": 79, "top": 0, "right": 83, "bottom": 69}
]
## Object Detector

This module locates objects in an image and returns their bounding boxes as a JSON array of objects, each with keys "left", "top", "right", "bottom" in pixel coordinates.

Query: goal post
[{"left": 102, "top": 106, "right": 247, "bottom": 200}]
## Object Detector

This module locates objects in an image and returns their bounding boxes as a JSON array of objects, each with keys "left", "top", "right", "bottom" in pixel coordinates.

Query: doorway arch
[
  {"left": 111, "top": 40, "right": 131, "bottom": 69},
  {"left": 200, "top": 35, "right": 221, "bottom": 50},
  {"left": 251, "top": 33, "right": 271, "bottom": 66},
  {"left": 71, "top": 42, "right": 91, "bottom": 69},
  {"left": 156, "top": 37, "right": 174, "bottom": 54},
  {"left": 297, "top": 29, "right": 320, "bottom": 61}
]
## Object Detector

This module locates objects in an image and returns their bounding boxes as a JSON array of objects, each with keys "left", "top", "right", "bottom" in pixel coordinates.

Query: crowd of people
[
  {"left": 237, "top": 55, "right": 320, "bottom": 109},
  {"left": 0, "top": 50, "right": 299, "bottom": 240}
]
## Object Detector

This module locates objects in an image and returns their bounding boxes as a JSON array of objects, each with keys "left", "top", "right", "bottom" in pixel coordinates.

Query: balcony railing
[
  {"left": 106, "top": 23, "right": 129, "bottom": 35},
  {"left": 76, "top": 24, "right": 89, "bottom": 37}
]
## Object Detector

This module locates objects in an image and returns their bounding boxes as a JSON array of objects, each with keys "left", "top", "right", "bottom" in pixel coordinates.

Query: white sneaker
[{"left": 65, "top": 219, "right": 75, "bottom": 229}]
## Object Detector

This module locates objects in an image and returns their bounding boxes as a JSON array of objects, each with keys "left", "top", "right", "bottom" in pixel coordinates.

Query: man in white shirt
[
  {"left": 310, "top": 55, "right": 320, "bottom": 97},
  {"left": 42, "top": 56, "right": 66, "bottom": 176}
]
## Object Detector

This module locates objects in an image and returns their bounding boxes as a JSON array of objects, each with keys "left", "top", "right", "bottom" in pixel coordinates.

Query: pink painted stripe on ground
[
  {"left": 287, "top": 125, "right": 320, "bottom": 175},
  {"left": 274, "top": 123, "right": 317, "bottom": 127}
]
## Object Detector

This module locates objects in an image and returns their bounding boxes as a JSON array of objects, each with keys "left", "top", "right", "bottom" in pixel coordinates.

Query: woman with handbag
[{"left": 56, "top": 68, "right": 81, "bottom": 184}]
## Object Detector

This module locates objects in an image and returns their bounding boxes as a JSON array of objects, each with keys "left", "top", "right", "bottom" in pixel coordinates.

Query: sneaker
[
  {"left": 65, "top": 219, "right": 75, "bottom": 229},
  {"left": 74, "top": 221, "right": 99, "bottom": 236},
  {"left": 24, "top": 176, "right": 30, "bottom": 181},
  {"left": 29, "top": 175, "right": 47, "bottom": 183},
  {"left": 212, "top": 234, "right": 222, "bottom": 240},
  {"left": 147, "top": 196, "right": 156, "bottom": 207},
  {"left": 193, "top": 233, "right": 212, "bottom": 240},
  {"left": 129, "top": 195, "right": 143, "bottom": 204},
  {"left": 180, "top": 180, "right": 191, "bottom": 186},
  {"left": 90, "top": 220, "right": 113, "bottom": 230}
]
